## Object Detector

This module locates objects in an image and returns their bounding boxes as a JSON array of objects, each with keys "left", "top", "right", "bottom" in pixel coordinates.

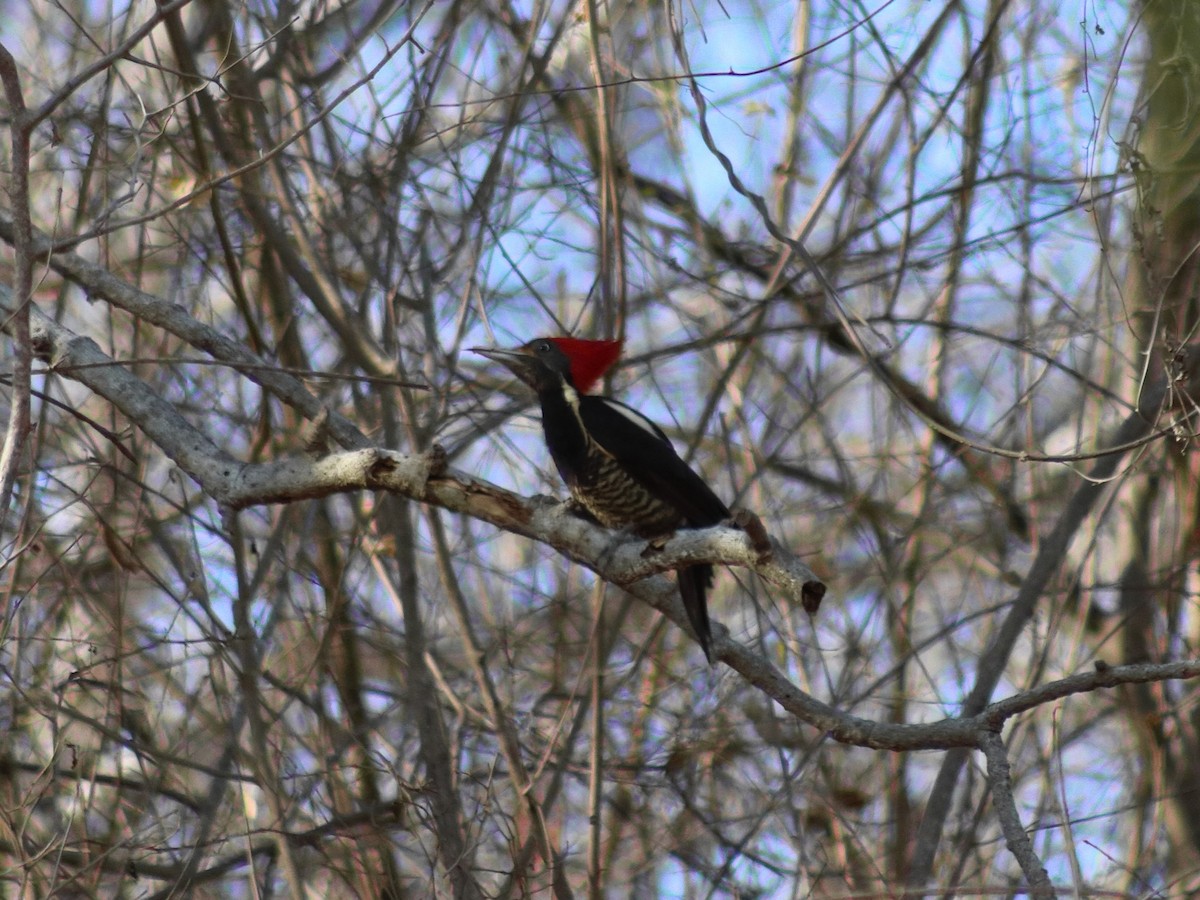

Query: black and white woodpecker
[{"left": 475, "top": 337, "right": 729, "bottom": 662}]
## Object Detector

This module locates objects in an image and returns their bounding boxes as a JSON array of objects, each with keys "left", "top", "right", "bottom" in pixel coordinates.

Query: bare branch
[
  {"left": 0, "top": 44, "right": 32, "bottom": 538},
  {"left": 979, "top": 731, "right": 1055, "bottom": 895}
]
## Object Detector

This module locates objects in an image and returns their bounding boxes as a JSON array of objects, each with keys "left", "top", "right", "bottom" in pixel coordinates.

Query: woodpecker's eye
[{"left": 535, "top": 340, "right": 551, "bottom": 354}]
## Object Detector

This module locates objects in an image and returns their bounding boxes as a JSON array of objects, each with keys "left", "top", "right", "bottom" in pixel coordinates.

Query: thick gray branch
[
  {"left": 22, "top": 297, "right": 239, "bottom": 491},
  {"left": 0, "top": 208, "right": 373, "bottom": 452}
]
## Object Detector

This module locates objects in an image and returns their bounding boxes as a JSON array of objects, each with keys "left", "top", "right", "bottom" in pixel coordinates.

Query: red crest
[{"left": 546, "top": 337, "right": 622, "bottom": 393}]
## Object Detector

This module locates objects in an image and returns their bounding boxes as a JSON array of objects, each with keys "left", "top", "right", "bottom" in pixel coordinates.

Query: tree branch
[
  {"left": 0, "top": 44, "right": 33, "bottom": 537},
  {"left": 0, "top": 207, "right": 376, "bottom": 452},
  {"left": 979, "top": 731, "right": 1055, "bottom": 895},
  {"left": 907, "top": 342, "right": 1200, "bottom": 885}
]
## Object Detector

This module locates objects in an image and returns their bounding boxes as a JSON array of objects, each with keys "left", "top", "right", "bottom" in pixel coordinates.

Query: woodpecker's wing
[{"left": 578, "top": 396, "right": 729, "bottom": 527}]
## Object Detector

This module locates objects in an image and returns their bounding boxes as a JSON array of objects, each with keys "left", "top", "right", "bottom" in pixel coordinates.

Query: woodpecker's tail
[{"left": 678, "top": 564, "right": 715, "bottom": 663}]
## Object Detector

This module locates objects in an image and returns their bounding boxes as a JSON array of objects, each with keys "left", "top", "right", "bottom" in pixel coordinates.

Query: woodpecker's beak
[{"left": 472, "top": 346, "right": 539, "bottom": 389}]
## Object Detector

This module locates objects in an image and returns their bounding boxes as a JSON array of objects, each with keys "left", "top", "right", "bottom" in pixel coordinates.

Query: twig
[{"left": 979, "top": 731, "right": 1056, "bottom": 895}]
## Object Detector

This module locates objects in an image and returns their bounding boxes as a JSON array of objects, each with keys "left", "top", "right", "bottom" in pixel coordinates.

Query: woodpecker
[{"left": 475, "top": 337, "right": 729, "bottom": 662}]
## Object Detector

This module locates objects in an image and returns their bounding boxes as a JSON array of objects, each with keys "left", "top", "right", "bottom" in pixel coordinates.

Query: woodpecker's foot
[
  {"left": 731, "top": 508, "right": 773, "bottom": 562},
  {"left": 560, "top": 497, "right": 605, "bottom": 525},
  {"left": 639, "top": 532, "right": 672, "bottom": 558}
]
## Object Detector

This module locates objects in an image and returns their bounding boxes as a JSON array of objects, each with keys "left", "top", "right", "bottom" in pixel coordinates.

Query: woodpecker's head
[{"left": 474, "top": 337, "right": 622, "bottom": 394}]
